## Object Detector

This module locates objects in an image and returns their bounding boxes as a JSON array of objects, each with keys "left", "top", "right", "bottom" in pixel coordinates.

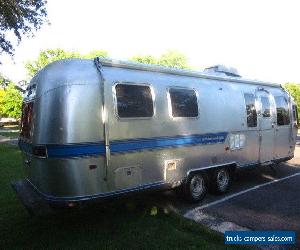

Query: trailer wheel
[
  {"left": 184, "top": 172, "right": 208, "bottom": 203},
  {"left": 211, "top": 167, "right": 232, "bottom": 194}
]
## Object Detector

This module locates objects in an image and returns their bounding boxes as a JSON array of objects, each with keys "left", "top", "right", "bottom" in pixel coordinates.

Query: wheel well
[{"left": 187, "top": 163, "right": 237, "bottom": 178}]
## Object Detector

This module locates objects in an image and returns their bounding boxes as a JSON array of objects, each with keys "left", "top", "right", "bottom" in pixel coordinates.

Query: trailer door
[
  {"left": 256, "top": 90, "right": 276, "bottom": 163},
  {"left": 274, "top": 96, "right": 292, "bottom": 159}
]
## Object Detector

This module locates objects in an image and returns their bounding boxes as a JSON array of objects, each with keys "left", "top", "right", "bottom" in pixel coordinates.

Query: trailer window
[
  {"left": 169, "top": 88, "right": 198, "bottom": 117},
  {"left": 244, "top": 93, "right": 257, "bottom": 127},
  {"left": 275, "top": 96, "right": 290, "bottom": 125},
  {"left": 115, "top": 84, "right": 154, "bottom": 118},
  {"left": 261, "top": 97, "right": 271, "bottom": 118},
  {"left": 20, "top": 102, "right": 34, "bottom": 139},
  {"left": 293, "top": 105, "right": 298, "bottom": 124}
]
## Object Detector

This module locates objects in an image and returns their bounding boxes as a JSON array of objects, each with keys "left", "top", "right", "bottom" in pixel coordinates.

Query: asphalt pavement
[{"left": 165, "top": 146, "right": 300, "bottom": 249}]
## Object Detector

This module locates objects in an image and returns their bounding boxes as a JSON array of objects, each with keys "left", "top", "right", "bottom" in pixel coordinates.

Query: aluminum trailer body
[{"left": 18, "top": 58, "right": 298, "bottom": 205}]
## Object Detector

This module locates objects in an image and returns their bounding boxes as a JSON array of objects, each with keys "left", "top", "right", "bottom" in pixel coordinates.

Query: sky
[{"left": 1, "top": 0, "right": 300, "bottom": 84}]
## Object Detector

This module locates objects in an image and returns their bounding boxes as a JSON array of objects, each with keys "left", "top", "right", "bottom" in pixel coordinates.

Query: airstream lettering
[{"left": 18, "top": 58, "right": 297, "bottom": 204}]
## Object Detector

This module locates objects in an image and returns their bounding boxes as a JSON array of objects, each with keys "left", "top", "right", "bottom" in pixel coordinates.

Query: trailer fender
[
  {"left": 186, "top": 163, "right": 236, "bottom": 191},
  {"left": 186, "top": 162, "right": 237, "bottom": 178}
]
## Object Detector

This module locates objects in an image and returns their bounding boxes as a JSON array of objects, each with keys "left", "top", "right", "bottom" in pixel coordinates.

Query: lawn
[
  {"left": 0, "top": 125, "right": 20, "bottom": 138},
  {"left": 0, "top": 144, "right": 247, "bottom": 250},
  {"left": 0, "top": 131, "right": 19, "bottom": 138}
]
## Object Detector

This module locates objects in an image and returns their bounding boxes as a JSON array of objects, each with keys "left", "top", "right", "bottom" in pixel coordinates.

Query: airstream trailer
[{"left": 17, "top": 58, "right": 298, "bottom": 205}]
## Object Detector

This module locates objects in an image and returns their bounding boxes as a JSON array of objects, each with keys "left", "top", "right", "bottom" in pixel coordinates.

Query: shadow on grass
[
  {"left": 0, "top": 144, "right": 247, "bottom": 250},
  {"left": 2, "top": 195, "right": 238, "bottom": 249}
]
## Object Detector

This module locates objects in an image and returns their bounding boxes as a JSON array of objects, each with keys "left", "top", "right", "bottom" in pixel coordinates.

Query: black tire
[
  {"left": 210, "top": 167, "right": 232, "bottom": 194},
  {"left": 183, "top": 172, "right": 208, "bottom": 203}
]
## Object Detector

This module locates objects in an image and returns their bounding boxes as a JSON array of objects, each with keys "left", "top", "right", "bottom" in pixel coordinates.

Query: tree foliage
[
  {"left": 284, "top": 83, "right": 300, "bottom": 121},
  {"left": 131, "top": 55, "right": 157, "bottom": 65},
  {"left": 0, "top": 0, "right": 48, "bottom": 61},
  {"left": 159, "top": 50, "right": 189, "bottom": 69},
  {"left": 0, "top": 83, "right": 22, "bottom": 119},
  {"left": 130, "top": 50, "right": 189, "bottom": 69},
  {"left": 0, "top": 74, "right": 22, "bottom": 119},
  {"left": 0, "top": 89, "right": 5, "bottom": 115},
  {"left": 0, "top": 74, "right": 12, "bottom": 89},
  {"left": 25, "top": 48, "right": 109, "bottom": 77},
  {"left": 82, "top": 50, "right": 108, "bottom": 59},
  {"left": 25, "top": 49, "right": 80, "bottom": 77}
]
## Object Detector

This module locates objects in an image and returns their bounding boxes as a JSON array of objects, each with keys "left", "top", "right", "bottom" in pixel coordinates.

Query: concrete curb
[
  {"left": 0, "top": 135, "right": 18, "bottom": 145},
  {"left": 0, "top": 129, "right": 19, "bottom": 133},
  {"left": 0, "top": 135, "right": 11, "bottom": 143},
  {"left": 184, "top": 208, "right": 250, "bottom": 233},
  {"left": 167, "top": 204, "right": 288, "bottom": 250}
]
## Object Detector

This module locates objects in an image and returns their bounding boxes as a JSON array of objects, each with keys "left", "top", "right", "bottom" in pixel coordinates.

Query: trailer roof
[{"left": 97, "top": 58, "right": 281, "bottom": 88}]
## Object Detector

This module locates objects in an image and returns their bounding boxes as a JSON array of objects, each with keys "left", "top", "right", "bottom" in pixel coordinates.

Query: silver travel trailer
[{"left": 18, "top": 58, "right": 298, "bottom": 205}]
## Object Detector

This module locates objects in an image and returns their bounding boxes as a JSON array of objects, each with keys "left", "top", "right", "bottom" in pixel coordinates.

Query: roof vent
[{"left": 204, "top": 65, "right": 241, "bottom": 77}]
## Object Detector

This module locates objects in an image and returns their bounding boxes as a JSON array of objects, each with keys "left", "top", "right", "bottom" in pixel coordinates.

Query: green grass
[
  {"left": 0, "top": 144, "right": 248, "bottom": 250},
  {"left": 0, "top": 131, "right": 19, "bottom": 138}
]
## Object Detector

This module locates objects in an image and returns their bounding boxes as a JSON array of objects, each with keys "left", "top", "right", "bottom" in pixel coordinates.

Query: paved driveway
[{"left": 164, "top": 147, "right": 300, "bottom": 248}]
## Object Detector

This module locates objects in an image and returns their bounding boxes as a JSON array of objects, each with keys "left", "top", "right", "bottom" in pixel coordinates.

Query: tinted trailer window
[
  {"left": 115, "top": 84, "right": 154, "bottom": 118},
  {"left": 275, "top": 96, "right": 290, "bottom": 126},
  {"left": 292, "top": 105, "right": 298, "bottom": 124},
  {"left": 20, "top": 102, "right": 34, "bottom": 139},
  {"left": 244, "top": 93, "right": 257, "bottom": 127},
  {"left": 169, "top": 88, "right": 198, "bottom": 117},
  {"left": 261, "top": 96, "right": 271, "bottom": 118}
]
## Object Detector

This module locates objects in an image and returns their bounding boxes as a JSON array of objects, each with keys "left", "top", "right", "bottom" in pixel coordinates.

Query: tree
[
  {"left": 0, "top": 89, "right": 5, "bottom": 115},
  {"left": 25, "top": 48, "right": 80, "bottom": 77},
  {"left": 130, "top": 50, "right": 190, "bottom": 69},
  {"left": 0, "top": 83, "right": 22, "bottom": 119},
  {"left": 0, "top": 74, "right": 12, "bottom": 89},
  {"left": 25, "top": 48, "right": 109, "bottom": 77},
  {"left": 83, "top": 50, "right": 108, "bottom": 59},
  {"left": 0, "top": 0, "right": 48, "bottom": 62},
  {"left": 158, "top": 50, "right": 189, "bottom": 69},
  {"left": 131, "top": 55, "right": 157, "bottom": 65},
  {"left": 16, "top": 80, "right": 28, "bottom": 93},
  {"left": 284, "top": 83, "right": 300, "bottom": 122}
]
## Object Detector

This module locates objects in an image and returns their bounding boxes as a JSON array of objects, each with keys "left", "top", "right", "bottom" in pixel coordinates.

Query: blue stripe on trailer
[
  {"left": 18, "top": 132, "right": 228, "bottom": 158},
  {"left": 110, "top": 132, "right": 227, "bottom": 154},
  {"left": 18, "top": 140, "right": 105, "bottom": 158},
  {"left": 47, "top": 143, "right": 105, "bottom": 158}
]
